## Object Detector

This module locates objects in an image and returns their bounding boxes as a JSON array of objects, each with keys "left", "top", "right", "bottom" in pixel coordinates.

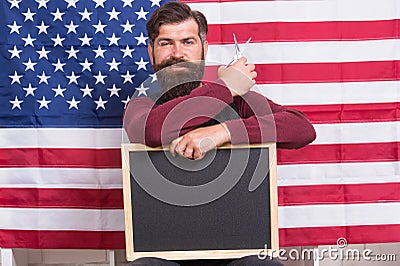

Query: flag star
[
  {"left": 121, "top": 20, "right": 134, "bottom": 33},
  {"left": 121, "top": 45, "right": 135, "bottom": 58},
  {"left": 10, "top": 96, "right": 23, "bottom": 110},
  {"left": 37, "top": 71, "right": 50, "bottom": 84},
  {"left": 107, "top": 33, "right": 121, "bottom": 46},
  {"left": 93, "top": 45, "right": 106, "bottom": 58},
  {"left": 52, "top": 34, "right": 65, "bottom": 47},
  {"left": 9, "top": 71, "right": 23, "bottom": 84},
  {"left": 122, "top": 95, "right": 131, "bottom": 108},
  {"left": 67, "top": 96, "right": 81, "bottom": 110},
  {"left": 8, "top": 21, "right": 22, "bottom": 34},
  {"left": 92, "top": 0, "right": 106, "bottom": 8},
  {"left": 121, "top": 0, "right": 134, "bottom": 7},
  {"left": 79, "top": 8, "right": 92, "bottom": 21},
  {"left": 136, "top": 83, "right": 149, "bottom": 96},
  {"left": 36, "top": 0, "right": 49, "bottom": 9},
  {"left": 65, "top": 0, "right": 79, "bottom": 8},
  {"left": 23, "top": 58, "right": 37, "bottom": 71},
  {"left": 94, "top": 71, "right": 107, "bottom": 84},
  {"left": 22, "top": 34, "right": 36, "bottom": 47},
  {"left": 8, "top": 0, "right": 21, "bottom": 9},
  {"left": 66, "top": 71, "right": 80, "bottom": 85},
  {"left": 107, "top": 84, "right": 121, "bottom": 97},
  {"left": 81, "top": 84, "right": 94, "bottom": 97},
  {"left": 135, "top": 32, "right": 148, "bottom": 45},
  {"left": 37, "top": 46, "right": 50, "bottom": 59},
  {"left": 23, "top": 83, "right": 37, "bottom": 96},
  {"left": 149, "top": 73, "right": 157, "bottom": 83},
  {"left": 22, "top": 8, "right": 36, "bottom": 22},
  {"left": 65, "top": 21, "right": 79, "bottom": 34},
  {"left": 51, "top": 8, "right": 65, "bottom": 21},
  {"left": 107, "top": 58, "right": 121, "bottom": 71},
  {"left": 135, "top": 57, "right": 149, "bottom": 71},
  {"left": 135, "top": 7, "right": 148, "bottom": 21},
  {"left": 107, "top": 7, "right": 120, "bottom": 21},
  {"left": 93, "top": 20, "right": 107, "bottom": 34},
  {"left": 94, "top": 96, "right": 107, "bottom": 110},
  {"left": 79, "top": 33, "right": 92, "bottom": 46},
  {"left": 121, "top": 70, "right": 134, "bottom": 84},
  {"left": 80, "top": 58, "right": 93, "bottom": 71},
  {"left": 8, "top": 45, "right": 22, "bottom": 59},
  {"left": 66, "top": 46, "right": 79, "bottom": 59},
  {"left": 150, "top": 0, "right": 162, "bottom": 7},
  {"left": 36, "top": 21, "right": 50, "bottom": 34},
  {"left": 52, "top": 58, "right": 66, "bottom": 72},
  {"left": 52, "top": 84, "right": 66, "bottom": 97},
  {"left": 37, "top": 96, "right": 51, "bottom": 109}
]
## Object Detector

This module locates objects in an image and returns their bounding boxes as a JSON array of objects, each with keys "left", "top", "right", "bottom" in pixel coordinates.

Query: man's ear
[
  {"left": 148, "top": 44, "right": 154, "bottom": 65},
  {"left": 203, "top": 40, "right": 208, "bottom": 58}
]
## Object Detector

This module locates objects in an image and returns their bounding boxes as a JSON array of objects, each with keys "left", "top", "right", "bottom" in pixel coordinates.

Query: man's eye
[
  {"left": 184, "top": 40, "right": 194, "bottom": 45},
  {"left": 160, "top": 42, "right": 171, "bottom": 46}
]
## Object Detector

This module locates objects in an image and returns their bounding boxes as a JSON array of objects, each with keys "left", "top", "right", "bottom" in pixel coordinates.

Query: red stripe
[
  {"left": 278, "top": 142, "right": 400, "bottom": 165},
  {"left": 0, "top": 188, "right": 123, "bottom": 209},
  {"left": 208, "top": 20, "right": 400, "bottom": 43},
  {"left": 287, "top": 102, "right": 400, "bottom": 124},
  {"left": 0, "top": 230, "right": 125, "bottom": 249},
  {"left": 279, "top": 183, "right": 400, "bottom": 206},
  {"left": 0, "top": 148, "right": 121, "bottom": 168},
  {"left": 280, "top": 224, "right": 400, "bottom": 247},
  {"left": 205, "top": 61, "right": 400, "bottom": 84}
]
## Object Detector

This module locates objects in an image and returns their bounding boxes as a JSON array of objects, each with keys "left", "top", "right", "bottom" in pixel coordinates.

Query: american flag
[{"left": 1, "top": 0, "right": 400, "bottom": 249}]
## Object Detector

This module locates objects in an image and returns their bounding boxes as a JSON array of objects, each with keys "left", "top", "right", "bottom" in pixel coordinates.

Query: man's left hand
[{"left": 169, "top": 123, "right": 231, "bottom": 160}]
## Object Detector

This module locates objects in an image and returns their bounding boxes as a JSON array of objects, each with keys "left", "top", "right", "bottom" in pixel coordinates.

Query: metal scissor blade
[{"left": 233, "top": 33, "right": 240, "bottom": 55}]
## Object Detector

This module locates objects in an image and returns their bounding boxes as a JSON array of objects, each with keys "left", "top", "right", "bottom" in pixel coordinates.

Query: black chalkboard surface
[{"left": 121, "top": 143, "right": 278, "bottom": 261}]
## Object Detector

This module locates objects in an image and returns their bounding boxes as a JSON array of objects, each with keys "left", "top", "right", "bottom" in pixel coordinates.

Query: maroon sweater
[{"left": 124, "top": 82, "right": 316, "bottom": 149}]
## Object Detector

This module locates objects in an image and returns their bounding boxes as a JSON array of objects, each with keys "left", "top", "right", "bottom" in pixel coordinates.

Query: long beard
[{"left": 153, "top": 56, "right": 205, "bottom": 104}]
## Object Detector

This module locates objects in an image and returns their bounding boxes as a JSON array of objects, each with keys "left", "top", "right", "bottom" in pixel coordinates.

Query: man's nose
[{"left": 172, "top": 43, "right": 184, "bottom": 58}]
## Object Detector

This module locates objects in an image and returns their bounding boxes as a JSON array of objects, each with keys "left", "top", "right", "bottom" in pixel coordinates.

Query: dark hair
[{"left": 146, "top": 2, "right": 208, "bottom": 47}]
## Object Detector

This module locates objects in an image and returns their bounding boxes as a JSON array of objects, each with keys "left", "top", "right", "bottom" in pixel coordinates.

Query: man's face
[
  {"left": 149, "top": 18, "right": 208, "bottom": 66},
  {"left": 148, "top": 19, "right": 209, "bottom": 102}
]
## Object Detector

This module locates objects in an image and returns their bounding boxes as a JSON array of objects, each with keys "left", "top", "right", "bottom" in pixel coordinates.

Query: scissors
[{"left": 226, "top": 33, "right": 252, "bottom": 67}]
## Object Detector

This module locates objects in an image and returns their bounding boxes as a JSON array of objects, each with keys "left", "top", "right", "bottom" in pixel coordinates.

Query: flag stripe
[
  {"left": 0, "top": 230, "right": 125, "bottom": 249},
  {"left": 278, "top": 202, "right": 400, "bottom": 228},
  {"left": 188, "top": 0, "right": 400, "bottom": 23},
  {"left": 0, "top": 188, "right": 122, "bottom": 209},
  {"left": 0, "top": 208, "right": 124, "bottom": 230},
  {"left": 0, "top": 148, "right": 121, "bottom": 168},
  {"left": 255, "top": 81, "right": 400, "bottom": 105},
  {"left": 280, "top": 224, "right": 400, "bottom": 247},
  {"left": 278, "top": 161, "right": 400, "bottom": 186},
  {"left": 278, "top": 142, "right": 400, "bottom": 165},
  {"left": 278, "top": 183, "right": 400, "bottom": 206},
  {"left": 208, "top": 39, "right": 400, "bottom": 64},
  {"left": 207, "top": 20, "right": 400, "bottom": 43}
]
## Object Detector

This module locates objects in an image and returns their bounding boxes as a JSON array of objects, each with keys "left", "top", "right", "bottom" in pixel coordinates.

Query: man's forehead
[{"left": 157, "top": 19, "right": 199, "bottom": 39}]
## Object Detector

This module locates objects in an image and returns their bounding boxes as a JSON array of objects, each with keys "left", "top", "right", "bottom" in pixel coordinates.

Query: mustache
[{"left": 154, "top": 57, "right": 200, "bottom": 71}]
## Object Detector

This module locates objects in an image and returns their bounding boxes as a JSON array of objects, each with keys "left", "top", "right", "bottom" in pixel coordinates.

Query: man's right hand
[{"left": 218, "top": 57, "right": 257, "bottom": 97}]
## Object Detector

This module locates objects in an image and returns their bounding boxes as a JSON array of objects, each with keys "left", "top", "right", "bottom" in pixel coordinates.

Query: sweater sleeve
[
  {"left": 223, "top": 91, "right": 316, "bottom": 149},
  {"left": 123, "top": 81, "right": 234, "bottom": 147}
]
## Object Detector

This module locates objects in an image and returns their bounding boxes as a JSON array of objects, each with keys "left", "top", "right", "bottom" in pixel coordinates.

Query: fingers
[{"left": 169, "top": 136, "right": 182, "bottom": 157}]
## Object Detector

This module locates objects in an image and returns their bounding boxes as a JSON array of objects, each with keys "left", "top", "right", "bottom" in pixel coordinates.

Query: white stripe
[
  {"left": 279, "top": 202, "right": 400, "bottom": 228},
  {"left": 189, "top": 0, "right": 400, "bottom": 23},
  {"left": 313, "top": 122, "right": 400, "bottom": 144},
  {"left": 0, "top": 168, "right": 122, "bottom": 189},
  {"left": 277, "top": 161, "right": 400, "bottom": 186},
  {"left": 208, "top": 39, "right": 400, "bottom": 64},
  {"left": 253, "top": 81, "right": 400, "bottom": 105},
  {"left": 0, "top": 208, "right": 124, "bottom": 231},
  {"left": 0, "top": 128, "right": 125, "bottom": 148}
]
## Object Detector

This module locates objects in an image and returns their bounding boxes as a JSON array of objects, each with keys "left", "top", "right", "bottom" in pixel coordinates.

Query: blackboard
[{"left": 121, "top": 143, "right": 278, "bottom": 261}]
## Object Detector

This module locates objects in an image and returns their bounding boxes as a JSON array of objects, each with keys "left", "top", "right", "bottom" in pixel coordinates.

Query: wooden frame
[{"left": 121, "top": 143, "right": 278, "bottom": 261}]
